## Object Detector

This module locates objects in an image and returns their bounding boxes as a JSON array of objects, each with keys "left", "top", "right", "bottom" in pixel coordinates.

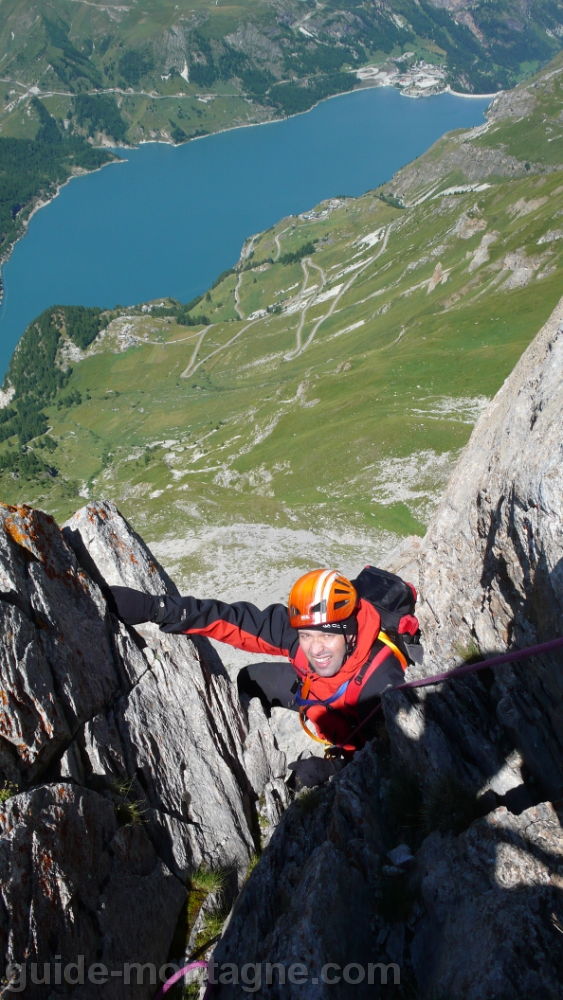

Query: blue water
[{"left": 0, "top": 86, "right": 490, "bottom": 377}]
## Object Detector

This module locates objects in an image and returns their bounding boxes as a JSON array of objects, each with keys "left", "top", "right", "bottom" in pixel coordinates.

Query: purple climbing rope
[
  {"left": 398, "top": 635, "right": 563, "bottom": 690},
  {"left": 343, "top": 634, "right": 563, "bottom": 747},
  {"left": 156, "top": 636, "right": 563, "bottom": 994},
  {"left": 154, "top": 961, "right": 207, "bottom": 999}
]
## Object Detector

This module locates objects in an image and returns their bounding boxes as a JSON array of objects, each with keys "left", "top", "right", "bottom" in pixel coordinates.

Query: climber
[{"left": 109, "top": 567, "right": 416, "bottom": 787}]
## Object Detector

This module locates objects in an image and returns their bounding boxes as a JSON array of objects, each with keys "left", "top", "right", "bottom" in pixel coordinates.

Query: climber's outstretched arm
[{"left": 109, "top": 586, "right": 299, "bottom": 658}]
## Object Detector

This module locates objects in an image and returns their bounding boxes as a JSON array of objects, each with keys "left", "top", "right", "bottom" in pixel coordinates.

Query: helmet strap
[{"left": 342, "top": 625, "right": 357, "bottom": 664}]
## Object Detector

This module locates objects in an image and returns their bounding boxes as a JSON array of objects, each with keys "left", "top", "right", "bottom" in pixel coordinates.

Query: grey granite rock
[
  {"left": 62, "top": 501, "right": 269, "bottom": 877},
  {"left": 0, "top": 499, "right": 289, "bottom": 995},
  {"left": 212, "top": 743, "right": 390, "bottom": 1000},
  {"left": 269, "top": 706, "right": 326, "bottom": 768},
  {"left": 411, "top": 294, "right": 563, "bottom": 800},
  {"left": 243, "top": 699, "right": 290, "bottom": 843},
  {"left": 113, "top": 632, "right": 255, "bottom": 874},
  {"left": 63, "top": 499, "right": 177, "bottom": 595},
  {"left": 0, "top": 783, "right": 185, "bottom": 1000},
  {"left": 0, "top": 504, "right": 118, "bottom": 781},
  {"left": 411, "top": 801, "right": 563, "bottom": 999}
]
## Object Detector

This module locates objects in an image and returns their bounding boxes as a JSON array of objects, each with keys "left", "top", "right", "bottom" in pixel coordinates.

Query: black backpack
[{"left": 351, "top": 566, "right": 422, "bottom": 665}]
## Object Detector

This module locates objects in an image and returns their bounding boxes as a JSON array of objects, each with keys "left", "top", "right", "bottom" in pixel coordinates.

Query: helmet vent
[
  {"left": 310, "top": 600, "right": 327, "bottom": 614},
  {"left": 288, "top": 569, "right": 358, "bottom": 629}
]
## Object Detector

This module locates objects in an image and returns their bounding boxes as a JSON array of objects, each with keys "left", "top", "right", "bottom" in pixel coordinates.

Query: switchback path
[
  {"left": 181, "top": 325, "right": 213, "bottom": 378},
  {"left": 288, "top": 257, "right": 326, "bottom": 358},
  {"left": 284, "top": 228, "right": 389, "bottom": 360},
  {"left": 181, "top": 319, "right": 260, "bottom": 379},
  {"left": 234, "top": 273, "right": 245, "bottom": 320}
]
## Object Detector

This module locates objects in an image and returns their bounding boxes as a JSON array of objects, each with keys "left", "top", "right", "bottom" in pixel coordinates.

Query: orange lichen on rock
[{"left": 4, "top": 515, "right": 38, "bottom": 556}]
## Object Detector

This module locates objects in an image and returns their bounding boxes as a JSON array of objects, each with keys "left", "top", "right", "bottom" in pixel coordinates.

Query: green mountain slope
[
  {"left": 1, "top": 54, "right": 563, "bottom": 596},
  {"left": 1, "top": 0, "right": 563, "bottom": 147}
]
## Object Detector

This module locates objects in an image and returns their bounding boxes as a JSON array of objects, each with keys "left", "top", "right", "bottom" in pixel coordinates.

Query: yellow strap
[
  {"left": 298, "top": 708, "right": 332, "bottom": 746},
  {"left": 378, "top": 631, "right": 408, "bottom": 670}
]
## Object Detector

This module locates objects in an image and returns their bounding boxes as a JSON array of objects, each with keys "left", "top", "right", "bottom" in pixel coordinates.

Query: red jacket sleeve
[{"left": 158, "top": 595, "right": 299, "bottom": 659}]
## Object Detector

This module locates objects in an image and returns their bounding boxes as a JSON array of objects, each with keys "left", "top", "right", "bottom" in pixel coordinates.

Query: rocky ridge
[
  {"left": 0, "top": 500, "right": 286, "bottom": 997},
  {"left": 388, "top": 58, "right": 563, "bottom": 206}
]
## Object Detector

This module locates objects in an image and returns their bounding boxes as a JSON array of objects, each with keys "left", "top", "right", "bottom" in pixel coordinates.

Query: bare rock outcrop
[
  {"left": 0, "top": 504, "right": 118, "bottom": 782},
  {"left": 212, "top": 743, "right": 392, "bottom": 1000},
  {"left": 0, "top": 500, "right": 285, "bottom": 995},
  {"left": 414, "top": 294, "right": 563, "bottom": 799},
  {"left": 412, "top": 801, "right": 563, "bottom": 999},
  {"left": 0, "top": 784, "right": 185, "bottom": 1000},
  {"left": 392, "top": 142, "right": 536, "bottom": 205}
]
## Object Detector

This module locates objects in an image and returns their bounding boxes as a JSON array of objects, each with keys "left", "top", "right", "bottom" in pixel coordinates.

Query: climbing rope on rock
[
  {"left": 155, "top": 961, "right": 207, "bottom": 998},
  {"left": 341, "top": 634, "right": 563, "bottom": 749}
]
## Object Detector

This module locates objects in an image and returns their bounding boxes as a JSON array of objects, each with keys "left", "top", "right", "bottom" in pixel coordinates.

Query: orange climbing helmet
[{"left": 288, "top": 569, "right": 358, "bottom": 629}]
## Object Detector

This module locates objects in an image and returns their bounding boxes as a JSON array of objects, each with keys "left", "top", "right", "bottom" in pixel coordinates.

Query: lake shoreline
[
  {"left": 0, "top": 86, "right": 491, "bottom": 380},
  {"left": 136, "top": 77, "right": 496, "bottom": 147},
  {"left": 0, "top": 79, "right": 495, "bottom": 293},
  {"left": 0, "top": 156, "right": 123, "bottom": 312}
]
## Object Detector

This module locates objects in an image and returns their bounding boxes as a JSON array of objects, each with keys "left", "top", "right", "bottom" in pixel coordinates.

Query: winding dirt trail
[
  {"left": 290, "top": 257, "right": 326, "bottom": 357},
  {"left": 234, "top": 273, "right": 245, "bottom": 319},
  {"left": 181, "top": 325, "right": 213, "bottom": 378},
  {"left": 274, "top": 227, "right": 291, "bottom": 262},
  {"left": 284, "top": 227, "right": 390, "bottom": 361},
  {"left": 181, "top": 319, "right": 260, "bottom": 379},
  {"left": 179, "top": 228, "right": 390, "bottom": 377}
]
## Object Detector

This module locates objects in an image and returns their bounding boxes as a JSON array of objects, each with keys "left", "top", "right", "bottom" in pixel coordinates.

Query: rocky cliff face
[
  {"left": 415, "top": 294, "right": 563, "bottom": 798},
  {"left": 0, "top": 501, "right": 286, "bottom": 997}
]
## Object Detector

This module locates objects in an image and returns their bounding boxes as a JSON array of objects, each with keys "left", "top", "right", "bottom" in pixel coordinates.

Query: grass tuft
[
  {"left": 246, "top": 852, "right": 261, "bottom": 877},
  {"left": 111, "top": 777, "right": 147, "bottom": 826},
  {"left": 189, "top": 865, "right": 229, "bottom": 894},
  {"left": 453, "top": 638, "right": 482, "bottom": 665},
  {"left": 0, "top": 781, "right": 19, "bottom": 804},
  {"left": 296, "top": 786, "right": 322, "bottom": 815}
]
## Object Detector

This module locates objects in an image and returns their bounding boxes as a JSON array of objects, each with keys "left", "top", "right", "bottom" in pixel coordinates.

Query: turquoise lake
[{"left": 0, "top": 86, "right": 491, "bottom": 378}]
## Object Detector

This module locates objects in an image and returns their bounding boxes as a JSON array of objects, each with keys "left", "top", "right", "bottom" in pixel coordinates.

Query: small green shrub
[{"left": 0, "top": 781, "right": 19, "bottom": 804}]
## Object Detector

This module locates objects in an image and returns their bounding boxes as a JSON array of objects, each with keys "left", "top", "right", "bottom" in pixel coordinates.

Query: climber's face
[{"left": 297, "top": 631, "right": 347, "bottom": 677}]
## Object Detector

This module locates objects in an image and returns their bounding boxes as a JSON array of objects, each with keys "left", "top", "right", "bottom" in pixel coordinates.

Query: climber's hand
[
  {"left": 288, "top": 756, "right": 345, "bottom": 789},
  {"left": 108, "top": 586, "right": 157, "bottom": 625}
]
